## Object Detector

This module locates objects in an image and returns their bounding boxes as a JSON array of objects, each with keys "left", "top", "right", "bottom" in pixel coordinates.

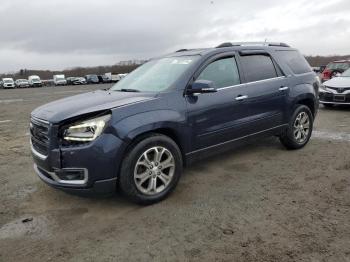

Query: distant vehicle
[
  {"left": 2, "top": 78, "right": 15, "bottom": 89},
  {"left": 104, "top": 72, "right": 113, "bottom": 82},
  {"left": 319, "top": 68, "right": 350, "bottom": 107},
  {"left": 42, "top": 79, "right": 55, "bottom": 87},
  {"left": 98, "top": 75, "right": 110, "bottom": 83},
  {"left": 312, "top": 67, "right": 320, "bottom": 73},
  {"left": 66, "top": 77, "right": 86, "bottom": 85},
  {"left": 320, "top": 60, "right": 350, "bottom": 82},
  {"left": 118, "top": 73, "right": 128, "bottom": 80},
  {"left": 15, "top": 79, "right": 30, "bottom": 88},
  {"left": 319, "top": 65, "right": 326, "bottom": 73},
  {"left": 104, "top": 72, "right": 128, "bottom": 82},
  {"left": 28, "top": 75, "right": 42, "bottom": 87},
  {"left": 53, "top": 74, "right": 67, "bottom": 86},
  {"left": 72, "top": 77, "right": 87, "bottom": 85},
  {"left": 66, "top": 77, "right": 76, "bottom": 85},
  {"left": 85, "top": 74, "right": 99, "bottom": 84}
]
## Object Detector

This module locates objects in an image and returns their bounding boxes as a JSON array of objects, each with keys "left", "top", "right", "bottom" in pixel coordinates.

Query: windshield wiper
[{"left": 117, "top": 88, "right": 140, "bottom": 92}]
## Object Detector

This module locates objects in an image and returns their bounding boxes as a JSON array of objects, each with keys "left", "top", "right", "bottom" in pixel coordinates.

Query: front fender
[{"left": 110, "top": 109, "right": 190, "bottom": 151}]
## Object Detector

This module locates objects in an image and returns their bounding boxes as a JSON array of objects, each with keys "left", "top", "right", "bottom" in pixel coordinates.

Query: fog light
[{"left": 55, "top": 169, "right": 87, "bottom": 182}]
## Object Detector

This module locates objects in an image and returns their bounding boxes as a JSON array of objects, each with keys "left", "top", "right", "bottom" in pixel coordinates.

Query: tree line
[{"left": 0, "top": 64, "right": 140, "bottom": 79}]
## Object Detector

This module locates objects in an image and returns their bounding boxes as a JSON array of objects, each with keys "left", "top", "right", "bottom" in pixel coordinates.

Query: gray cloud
[{"left": 0, "top": 0, "right": 349, "bottom": 72}]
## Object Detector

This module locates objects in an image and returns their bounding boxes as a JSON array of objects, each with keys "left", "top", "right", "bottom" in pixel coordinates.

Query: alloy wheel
[
  {"left": 134, "top": 146, "right": 175, "bottom": 195},
  {"left": 293, "top": 111, "right": 310, "bottom": 144}
]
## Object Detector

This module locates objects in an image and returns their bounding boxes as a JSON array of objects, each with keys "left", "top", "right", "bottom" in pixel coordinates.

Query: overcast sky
[{"left": 0, "top": 0, "right": 349, "bottom": 73}]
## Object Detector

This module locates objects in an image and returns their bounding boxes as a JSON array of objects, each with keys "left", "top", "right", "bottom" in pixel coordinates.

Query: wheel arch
[
  {"left": 124, "top": 128, "right": 187, "bottom": 166},
  {"left": 296, "top": 97, "right": 316, "bottom": 117}
]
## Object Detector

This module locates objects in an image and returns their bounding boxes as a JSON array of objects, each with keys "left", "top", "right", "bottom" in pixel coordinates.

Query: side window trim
[{"left": 216, "top": 76, "right": 286, "bottom": 91}]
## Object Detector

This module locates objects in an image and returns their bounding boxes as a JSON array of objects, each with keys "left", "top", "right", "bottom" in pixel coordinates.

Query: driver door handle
[
  {"left": 235, "top": 95, "right": 248, "bottom": 101},
  {"left": 279, "top": 86, "right": 289, "bottom": 91}
]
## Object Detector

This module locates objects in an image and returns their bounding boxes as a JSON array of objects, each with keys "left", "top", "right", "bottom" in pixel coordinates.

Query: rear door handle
[
  {"left": 235, "top": 95, "right": 248, "bottom": 101},
  {"left": 279, "top": 86, "right": 289, "bottom": 91}
]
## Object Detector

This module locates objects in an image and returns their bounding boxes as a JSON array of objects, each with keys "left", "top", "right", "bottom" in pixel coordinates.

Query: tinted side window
[
  {"left": 240, "top": 55, "right": 277, "bottom": 82},
  {"left": 197, "top": 57, "right": 240, "bottom": 89},
  {"left": 277, "top": 50, "right": 312, "bottom": 74}
]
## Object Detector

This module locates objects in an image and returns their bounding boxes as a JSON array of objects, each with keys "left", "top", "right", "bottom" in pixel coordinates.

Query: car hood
[
  {"left": 31, "top": 89, "right": 156, "bottom": 123},
  {"left": 323, "top": 77, "right": 350, "bottom": 88}
]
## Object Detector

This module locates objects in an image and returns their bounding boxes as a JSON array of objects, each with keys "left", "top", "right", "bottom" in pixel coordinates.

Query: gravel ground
[{"left": 0, "top": 85, "right": 349, "bottom": 262}]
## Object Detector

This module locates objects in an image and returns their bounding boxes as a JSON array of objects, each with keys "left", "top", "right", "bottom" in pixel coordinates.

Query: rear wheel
[
  {"left": 119, "top": 133, "right": 183, "bottom": 205},
  {"left": 280, "top": 105, "right": 313, "bottom": 150}
]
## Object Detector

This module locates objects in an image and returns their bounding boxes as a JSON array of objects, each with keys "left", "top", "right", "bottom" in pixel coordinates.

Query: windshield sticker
[{"left": 171, "top": 59, "right": 193, "bottom": 65}]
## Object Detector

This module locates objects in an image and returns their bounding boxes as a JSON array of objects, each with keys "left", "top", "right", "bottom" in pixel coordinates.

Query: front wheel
[
  {"left": 119, "top": 133, "right": 183, "bottom": 205},
  {"left": 280, "top": 105, "right": 314, "bottom": 150}
]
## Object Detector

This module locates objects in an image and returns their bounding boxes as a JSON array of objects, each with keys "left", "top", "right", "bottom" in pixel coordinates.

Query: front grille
[
  {"left": 319, "top": 92, "right": 350, "bottom": 103},
  {"left": 30, "top": 117, "right": 50, "bottom": 156},
  {"left": 325, "top": 86, "right": 350, "bottom": 93}
]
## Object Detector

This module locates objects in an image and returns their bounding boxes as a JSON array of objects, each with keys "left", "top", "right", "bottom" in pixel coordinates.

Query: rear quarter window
[{"left": 277, "top": 50, "right": 312, "bottom": 74}]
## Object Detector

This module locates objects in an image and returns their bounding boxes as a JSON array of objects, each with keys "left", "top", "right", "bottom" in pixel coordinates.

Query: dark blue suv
[{"left": 30, "top": 42, "right": 319, "bottom": 204}]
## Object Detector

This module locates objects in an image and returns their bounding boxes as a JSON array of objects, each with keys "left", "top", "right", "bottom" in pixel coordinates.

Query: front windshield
[
  {"left": 341, "top": 68, "right": 350, "bottom": 77},
  {"left": 3, "top": 79, "right": 13, "bottom": 83},
  {"left": 110, "top": 56, "right": 199, "bottom": 92}
]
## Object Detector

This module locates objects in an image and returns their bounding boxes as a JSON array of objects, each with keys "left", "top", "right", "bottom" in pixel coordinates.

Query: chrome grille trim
[{"left": 30, "top": 116, "right": 50, "bottom": 157}]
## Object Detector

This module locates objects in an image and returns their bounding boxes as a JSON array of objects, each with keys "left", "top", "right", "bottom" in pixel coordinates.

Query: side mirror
[{"left": 187, "top": 80, "right": 217, "bottom": 95}]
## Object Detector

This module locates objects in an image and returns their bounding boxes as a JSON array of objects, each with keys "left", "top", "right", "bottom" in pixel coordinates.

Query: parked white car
[
  {"left": 2, "top": 78, "right": 15, "bottom": 89},
  {"left": 28, "top": 75, "right": 42, "bottom": 87},
  {"left": 15, "top": 79, "right": 30, "bottom": 88},
  {"left": 53, "top": 74, "right": 67, "bottom": 86},
  {"left": 105, "top": 72, "right": 128, "bottom": 82},
  {"left": 72, "top": 77, "right": 87, "bottom": 85},
  {"left": 319, "top": 68, "right": 350, "bottom": 107}
]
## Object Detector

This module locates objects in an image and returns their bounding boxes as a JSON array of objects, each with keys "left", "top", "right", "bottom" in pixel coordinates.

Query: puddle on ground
[
  {"left": 312, "top": 130, "right": 350, "bottom": 142},
  {"left": 0, "top": 215, "right": 52, "bottom": 240}
]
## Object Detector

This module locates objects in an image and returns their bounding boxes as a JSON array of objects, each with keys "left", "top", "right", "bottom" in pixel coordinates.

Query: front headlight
[
  {"left": 63, "top": 114, "right": 111, "bottom": 142},
  {"left": 319, "top": 85, "right": 327, "bottom": 92}
]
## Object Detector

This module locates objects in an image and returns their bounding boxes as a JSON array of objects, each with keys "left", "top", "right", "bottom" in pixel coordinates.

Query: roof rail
[
  {"left": 216, "top": 42, "right": 290, "bottom": 48},
  {"left": 176, "top": 49, "right": 189, "bottom": 52}
]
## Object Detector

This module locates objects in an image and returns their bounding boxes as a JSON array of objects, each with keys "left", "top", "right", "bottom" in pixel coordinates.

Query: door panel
[
  {"left": 242, "top": 77, "right": 288, "bottom": 132},
  {"left": 237, "top": 53, "right": 288, "bottom": 132},
  {"left": 186, "top": 84, "right": 250, "bottom": 150}
]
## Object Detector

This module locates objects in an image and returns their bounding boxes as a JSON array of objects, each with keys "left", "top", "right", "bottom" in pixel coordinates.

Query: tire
[
  {"left": 119, "top": 133, "right": 183, "bottom": 205},
  {"left": 280, "top": 105, "right": 314, "bottom": 150}
]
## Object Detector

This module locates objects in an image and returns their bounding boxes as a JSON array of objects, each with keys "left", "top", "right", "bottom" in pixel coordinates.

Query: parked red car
[{"left": 320, "top": 60, "right": 350, "bottom": 82}]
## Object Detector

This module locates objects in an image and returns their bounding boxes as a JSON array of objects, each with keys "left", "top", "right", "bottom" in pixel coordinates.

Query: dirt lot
[{"left": 0, "top": 85, "right": 349, "bottom": 262}]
